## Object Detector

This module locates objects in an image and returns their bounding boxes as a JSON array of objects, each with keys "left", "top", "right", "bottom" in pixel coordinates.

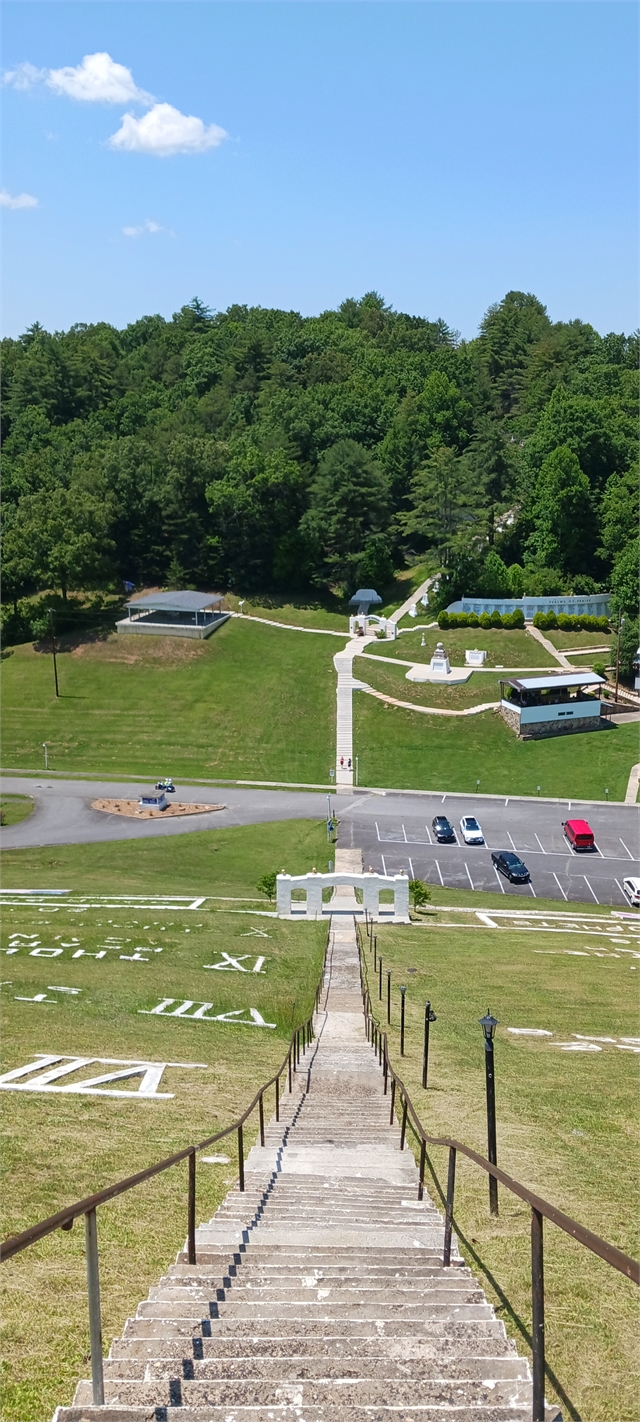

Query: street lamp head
[
  {"left": 427, "top": 1007, "right": 437, "bottom": 1023},
  {"left": 400, "top": 984, "right": 406, "bottom": 996},
  {"left": 479, "top": 1009, "right": 498, "bottom": 1042}
]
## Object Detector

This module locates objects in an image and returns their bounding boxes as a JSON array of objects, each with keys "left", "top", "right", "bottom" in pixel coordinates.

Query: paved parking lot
[{"left": 337, "top": 791, "right": 640, "bottom": 908}]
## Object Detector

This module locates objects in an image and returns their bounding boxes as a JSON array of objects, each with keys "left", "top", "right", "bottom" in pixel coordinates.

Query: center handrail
[{"left": 357, "top": 914, "right": 639, "bottom": 1422}]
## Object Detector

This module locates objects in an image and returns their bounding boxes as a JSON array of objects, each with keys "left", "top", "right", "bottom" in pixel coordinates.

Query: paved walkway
[
  {"left": 525, "top": 625, "right": 572, "bottom": 668},
  {"left": 387, "top": 573, "right": 438, "bottom": 626},
  {"left": 625, "top": 763, "right": 640, "bottom": 805},
  {"left": 333, "top": 637, "right": 376, "bottom": 787},
  {"left": 56, "top": 865, "right": 548, "bottom": 1420}
]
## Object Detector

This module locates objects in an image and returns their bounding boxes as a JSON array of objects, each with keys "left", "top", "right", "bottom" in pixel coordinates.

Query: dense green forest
[{"left": 1, "top": 289, "right": 638, "bottom": 649}]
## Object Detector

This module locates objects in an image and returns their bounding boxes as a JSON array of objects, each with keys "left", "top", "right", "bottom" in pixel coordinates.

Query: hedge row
[
  {"left": 437, "top": 609, "right": 525, "bottom": 630},
  {"left": 532, "top": 612, "right": 610, "bottom": 633}
]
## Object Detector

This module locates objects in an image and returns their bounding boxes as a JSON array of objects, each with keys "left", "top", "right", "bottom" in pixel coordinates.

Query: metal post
[
  {"left": 422, "top": 1001, "right": 433, "bottom": 1089},
  {"left": 389, "top": 1078, "right": 396, "bottom": 1126},
  {"left": 379, "top": 955, "right": 383, "bottom": 1000},
  {"left": 383, "top": 1038, "right": 388, "bottom": 1094},
  {"left": 288, "top": 1050, "right": 292, "bottom": 1093},
  {"left": 443, "top": 1147, "right": 456, "bottom": 1267},
  {"left": 531, "top": 1207, "right": 545, "bottom": 1422},
  {"left": 187, "top": 1151, "right": 196, "bottom": 1265},
  {"left": 400, "top": 1096, "right": 408, "bottom": 1150},
  {"left": 373, "top": 936, "right": 377, "bottom": 970},
  {"left": 418, "top": 1139, "right": 426, "bottom": 1201},
  {"left": 49, "top": 609, "right": 60, "bottom": 699},
  {"left": 387, "top": 970, "right": 391, "bottom": 1024},
  {"left": 238, "top": 1124, "right": 245, "bottom": 1192},
  {"left": 400, "top": 986, "right": 406, "bottom": 1056},
  {"left": 259, "top": 1093, "right": 265, "bottom": 1147},
  {"left": 614, "top": 609, "right": 622, "bottom": 705},
  {"left": 275, "top": 1074, "right": 280, "bottom": 1121},
  {"left": 484, "top": 1036, "right": 498, "bottom": 1215},
  {"left": 84, "top": 1208, "right": 104, "bottom": 1405}
]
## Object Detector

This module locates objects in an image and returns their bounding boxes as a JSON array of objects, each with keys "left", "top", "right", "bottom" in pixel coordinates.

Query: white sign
[
  {"left": 0, "top": 1054, "right": 207, "bottom": 1098},
  {"left": 139, "top": 999, "right": 276, "bottom": 1028}
]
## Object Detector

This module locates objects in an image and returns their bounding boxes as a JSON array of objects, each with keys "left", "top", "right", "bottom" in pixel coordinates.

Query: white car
[
  {"left": 460, "top": 815, "right": 485, "bottom": 845},
  {"left": 622, "top": 877, "right": 640, "bottom": 907}
]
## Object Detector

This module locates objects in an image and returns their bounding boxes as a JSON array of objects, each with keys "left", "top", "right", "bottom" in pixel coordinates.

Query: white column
[
  {"left": 305, "top": 877, "right": 324, "bottom": 918},
  {"left": 276, "top": 875, "right": 292, "bottom": 917},
  {"left": 363, "top": 876, "right": 380, "bottom": 919},
  {"left": 394, "top": 875, "right": 410, "bottom": 920}
]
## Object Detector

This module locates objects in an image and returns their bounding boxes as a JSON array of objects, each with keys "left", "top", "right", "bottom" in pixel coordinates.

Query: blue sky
[{"left": 2, "top": 2, "right": 637, "bottom": 339}]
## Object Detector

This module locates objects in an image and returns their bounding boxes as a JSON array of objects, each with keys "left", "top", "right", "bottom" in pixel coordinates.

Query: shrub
[
  {"left": 409, "top": 879, "right": 431, "bottom": 909},
  {"left": 467, "top": 612, "right": 479, "bottom": 627},
  {"left": 490, "top": 609, "right": 503, "bottom": 628},
  {"left": 510, "top": 607, "right": 525, "bottom": 628},
  {"left": 592, "top": 661, "right": 608, "bottom": 681},
  {"left": 597, "top": 616, "right": 610, "bottom": 632},
  {"left": 256, "top": 872, "right": 277, "bottom": 902},
  {"left": 479, "top": 612, "right": 492, "bottom": 629},
  {"left": 501, "top": 612, "right": 513, "bottom": 629},
  {"left": 437, "top": 610, "right": 450, "bottom": 629},
  {"left": 557, "top": 613, "right": 572, "bottom": 630}
]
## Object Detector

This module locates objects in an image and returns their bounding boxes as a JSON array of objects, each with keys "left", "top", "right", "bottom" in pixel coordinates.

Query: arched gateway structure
[{"left": 276, "top": 870, "right": 410, "bottom": 922}]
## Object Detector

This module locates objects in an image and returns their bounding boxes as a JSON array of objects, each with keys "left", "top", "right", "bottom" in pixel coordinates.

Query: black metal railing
[
  {"left": 0, "top": 926, "right": 331, "bottom": 1405},
  {"left": 356, "top": 916, "right": 639, "bottom": 1422}
]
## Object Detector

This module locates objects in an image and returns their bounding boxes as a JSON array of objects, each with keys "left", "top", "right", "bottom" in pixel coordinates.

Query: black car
[
  {"left": 432, "top": 815, "right": 456, "bottom": 843},
  {"left": 491, "top": 850, "right": 530, "bottom": 883}
]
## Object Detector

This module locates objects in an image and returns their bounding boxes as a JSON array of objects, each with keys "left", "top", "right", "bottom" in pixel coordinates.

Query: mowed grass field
[
  {"left": 367, "top": 626, "right": 555, "bottom": 669},
  {"left": 353, "top": 691, "right": 638, "bottom": 800},
  {"left": 363, "top": 916, "right": 640, "bottom": 1422},
  {"left": 1, "top": 617, "right": 337, "bottom": 783},
  {"left": 0, "top": 821, "right": 330, "bottom": 1422}
]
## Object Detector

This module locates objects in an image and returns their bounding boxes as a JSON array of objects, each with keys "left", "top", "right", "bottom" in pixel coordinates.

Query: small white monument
[
  {"left": 465, "top": 649, "right": 487, "bottom": 667},
  {"left": 429, "top": 641, "right": 451, "bottom": 675}
]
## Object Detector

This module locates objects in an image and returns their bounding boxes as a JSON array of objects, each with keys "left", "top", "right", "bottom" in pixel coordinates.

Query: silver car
[{"left": 460, "top": 815, "right": 484, "bottom": 845}]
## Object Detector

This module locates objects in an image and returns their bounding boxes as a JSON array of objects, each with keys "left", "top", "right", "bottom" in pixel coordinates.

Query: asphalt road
[{"left": 1, "top": 776, "right": 638, "bottom": 908}]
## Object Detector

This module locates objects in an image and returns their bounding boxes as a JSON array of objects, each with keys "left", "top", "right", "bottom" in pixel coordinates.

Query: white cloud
[
  {"left": 108, "top": 102, "right": 227, "bottom": 157},
  {"left": 0, "top": 189, "right": 38, "bottom": 210},
  {"left": 122, "top": 219, "right": 170, "bottom": 238},
  {"left": 47, "top": 52, "right": 153, "bottom": 104},
  {"left": 3, "top": 62, "right": 46, "bottom": 91}
]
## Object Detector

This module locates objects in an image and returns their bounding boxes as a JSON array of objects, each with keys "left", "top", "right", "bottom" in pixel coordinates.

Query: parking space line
[
  {"left": 507, "top": 831, "right": 518, "bottom": 853},
  {"left": 441, "top": 794, "right": 447, "bottom": 803},
  {"left": 584, "top": 876, "right": 599, "bottom": 904},
  {"left": 402, "top": 825, "right": 408, "bottom": 842},
  {"left": 535, "top": 834, "right": 546, "bottom": 854},
  {"left": 493, "top": 866, "right": 506, "bottom": 894},
  {"left": 381, "top": 853, "right": 388, "bottom": 875},
  {"left": 465, "top": 863, "right": 475, "bottom": 891},
  {"left": 435, "top": 860, "right": 444, "bottom": 886},
  {"left": 529, "top": 882, "right": 537, "bottom": 898},
  {"left": 375, "top": 822, "right": 381, "bottom": 841},
  {"left": 408, "top": 857, "right": 415, "bottom": 879},
  {"left": 424, "top": 825, "right": 433, "bottom": 845},
  {"left": 553, "top": 873, "right": 568, "bottom": 901},
  {"left": 620, "top": 839, "right": 634, "bottom": 860}
]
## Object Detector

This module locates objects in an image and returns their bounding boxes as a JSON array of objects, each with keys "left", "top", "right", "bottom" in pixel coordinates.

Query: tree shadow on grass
[{"left": 422, "top": 1147, "right": 582, "bottom": 1421}]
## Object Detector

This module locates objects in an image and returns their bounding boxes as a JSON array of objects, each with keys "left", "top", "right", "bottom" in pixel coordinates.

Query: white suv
[
  {"left": 622, "top": 877, "right": 640, "bottom": 907},
  {"left": 460, "top": 815, "right": 484, "bottom": 845}
]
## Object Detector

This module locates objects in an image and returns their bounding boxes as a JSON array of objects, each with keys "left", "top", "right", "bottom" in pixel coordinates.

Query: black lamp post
[
  {"left": 373, "top": 935, "right": 377, "bottom": 970},
  {"left": 422, "top": 1001, "right": 437, "bottom": 1089},
  {"left": 386, "top": 969, "right": 391, "bottom": 1024},
  {"left": 49, "top": 608, "right": 60, "bottom": 699},
  {"left": 378, "top": 954, "right": 383, "bottom": 1000},
  {"left": 479, "top": 1009, "right": 499, "bottom": 1215},
  {"left": 400, "top": 986, "right": 406, "bottom": 1055}
]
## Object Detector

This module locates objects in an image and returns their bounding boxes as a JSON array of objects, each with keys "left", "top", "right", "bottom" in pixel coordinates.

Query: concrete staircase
[{"left": 54, "top": 908, "right": 560, "bottom": 1421}]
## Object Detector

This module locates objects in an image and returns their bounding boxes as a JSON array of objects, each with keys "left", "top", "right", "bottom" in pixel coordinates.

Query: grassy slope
[
  {"left": 354, "top": 692, "right": 638, "bottom": 800},
  {"left": 0, "top": 795, "right": 34, "bottom": 826},
  {"left": 0, "top": 821, "right": 330, "bottom": 1422},
  {"left": 547, "top": 630, "right": 614, "bottom": 651},
  {"left": 1, "top": 619, "right": 337, "bottom": 783},
  {"left": 355, "top": 657, "right": 504, "bottom": 710},
  {"left": 368, "top": 627, "right": 554, "bottom": 668},
  {"left": 364, "top": 921, "right": 640, "bottom": 1422}
]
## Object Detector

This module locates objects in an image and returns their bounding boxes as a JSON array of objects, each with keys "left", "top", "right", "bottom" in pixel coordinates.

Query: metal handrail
[
  {"left": 0, "top": 923, "right": 331, "bottom": 1404},
  {"left": 357, "top": 914, "right": 639, "bottom": 1422}
]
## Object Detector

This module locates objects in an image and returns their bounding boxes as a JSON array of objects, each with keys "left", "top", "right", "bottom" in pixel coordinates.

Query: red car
[{"left": 562, "top": 818, "right": 595, "bottom": 851}]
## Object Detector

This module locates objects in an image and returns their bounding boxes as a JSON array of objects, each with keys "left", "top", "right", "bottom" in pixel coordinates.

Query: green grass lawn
[
  {"left": 368, "top": 627, "right": 554, "bottom": 669},
  {"left": 355, "top": 656, "right": 503, "bottom": 710},
  {"left": 0, "top": 794, "right": 34, "bottom": 827},
  {"left": 547, "top": 629, "right": 614, "bottom": 652},
  {"left": 363, "top": 918, "right": 640, "bottom": 1422},
  {"left": 1, "top": 618, "right": 337, "bottom": 783},
  {"left": 353, "top": 691, "right": 639, "bottom": 800},
  {"left": 0, "top": 821, "right": 330, "bottom": 1422}
]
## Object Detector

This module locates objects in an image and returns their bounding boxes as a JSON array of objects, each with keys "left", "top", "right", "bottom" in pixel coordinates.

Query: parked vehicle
[
  {"left": 460, "top": 815, "right": 484, "bottom": 845},
  {"left": 622, "top": 877, "right": 640, "bottom": 907},
  {"left": 562, "top": 818, "right": 595, "bottom": 850},
  {"left": 155, "top": 779, "right": 175, "bottom": 793},
  {"left": 491, "top": 850, "right": 531, "bottom": 883},
  {"left": 432, "top": 815, "right": 456, "bottom": 843}
]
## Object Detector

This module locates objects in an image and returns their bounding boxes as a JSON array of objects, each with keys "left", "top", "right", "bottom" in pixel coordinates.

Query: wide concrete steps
[{"left": 53, "top": 916, "right": 560, "bottom": 1422}]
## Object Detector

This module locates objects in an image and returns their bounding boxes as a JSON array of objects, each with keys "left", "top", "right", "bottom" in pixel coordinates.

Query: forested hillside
[{"left": 2, "top": 289, "right": 637, "bottom": 642}]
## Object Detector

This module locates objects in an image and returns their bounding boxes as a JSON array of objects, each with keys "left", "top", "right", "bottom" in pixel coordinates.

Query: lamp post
[
  {"left": 479, "top": 1010, "right": 499, "bottom": 1215},
  {"left": 422, "top": 1001, "right": 437, "bottom": 1089},
  {"left": 400, "top": 986, "right": 406, "bottom": 1056},
  {"left": 49, "top": 609, "right": 59, "bottom": 699},
  {"left": 42, "top": 742, "right": 49, "bottom": 770},
  {"left": 387, "top": 969, "right": 391, "bottom": 1024},
  {"left": 378, "top": 954, "right": 383, "bottom": 1001},
  {"left": 355, "top": 756, "right": 359, "bottom": 786},
  {"left": 615, "top": 612, "right": 625, "bottom": 705}
]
